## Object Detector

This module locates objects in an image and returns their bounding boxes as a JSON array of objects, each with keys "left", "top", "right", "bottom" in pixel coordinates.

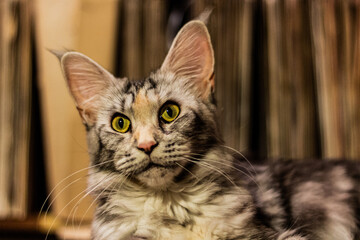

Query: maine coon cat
[{"left": 56, "top": 20, "right": 360, "bottom": 240}]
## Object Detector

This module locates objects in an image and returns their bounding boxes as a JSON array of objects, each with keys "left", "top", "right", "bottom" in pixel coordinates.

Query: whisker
[
  {"left": 182, "top": 157, "right": 238, "bottom": 188},
  {"left": 68, "top": 179, "right": 112, "bottom": 236},
  {"left": 219, "top": 145, "right": 258, "bottom": 175},
  {"left": 44, "top": 172, "right": 112, "bottom": 240},
  {"left": 175, "top": 162, "right": 200, "bottom": 181},
  {"left": 64, "top": 185, "right": 94, "bottom": 239},
  {"left": 188, "top": 151, "right": 249, "bottom": 169},
  {"left": 43, "top": 175, "right": 86, "bottom": 222},
  {"left": 187, "top": 154, "right": 260, "bottom": 188},
  {"left": 66, "top": 175, "right": 110, "bottom": 235},
  {"left": 77, "top": 173, "right": 130, "bottom": 232},
  {"left": 38, "top": 158, "right": 115, "bottom": 220},
  {"left": 188, "top": 151, "right": 256, "bottom": 180},
  {"left": 206, "top": 134, "right": 255, "bottom": 172},
  {"left": 69, "top": 172, "right": 125, "bottom": 234}
]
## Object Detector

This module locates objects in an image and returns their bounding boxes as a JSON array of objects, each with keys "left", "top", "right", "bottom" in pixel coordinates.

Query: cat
[{"left": 55, "top": 20, "right": 360, "bottom": 240}]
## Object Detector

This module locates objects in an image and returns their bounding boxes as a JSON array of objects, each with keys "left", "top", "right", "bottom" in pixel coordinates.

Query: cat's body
[
  {"left": 56, "top": 20, "right": 360, "bottom": 239},
  {"left": 89, "top": 149, "right": 360, "bottom": 240}
]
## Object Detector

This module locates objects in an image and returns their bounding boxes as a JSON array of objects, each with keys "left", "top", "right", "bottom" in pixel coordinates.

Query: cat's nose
[{"left": 137, "top": 140, "right": 158, "bottom": 154}]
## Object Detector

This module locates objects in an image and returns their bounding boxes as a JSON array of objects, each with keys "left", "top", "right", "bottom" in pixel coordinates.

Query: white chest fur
[{"left": 90, "top": 176, "right": 253, "bottom": 240}]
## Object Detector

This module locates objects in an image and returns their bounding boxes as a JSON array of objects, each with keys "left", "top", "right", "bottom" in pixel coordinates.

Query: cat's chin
[{"left": 135, "top": 163, "right": 182, "bottom": 189}]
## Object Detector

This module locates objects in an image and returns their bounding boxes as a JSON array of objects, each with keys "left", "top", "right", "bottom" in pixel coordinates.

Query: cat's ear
[
  {"left": 161, "top": 20, "right": 215, "bottom": 99},
  {"left": 58, "top": 51, "right": 115, "bottom": 125}
]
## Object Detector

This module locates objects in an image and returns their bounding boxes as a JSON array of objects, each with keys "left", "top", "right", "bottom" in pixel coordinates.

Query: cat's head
[{"left": 59, "top": 20, "right": 220, "bottom": 189}]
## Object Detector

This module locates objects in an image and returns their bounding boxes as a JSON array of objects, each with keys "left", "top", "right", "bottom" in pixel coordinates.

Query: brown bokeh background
[{"left": 0, "top": 0, "right": 359, "bottom": 239}]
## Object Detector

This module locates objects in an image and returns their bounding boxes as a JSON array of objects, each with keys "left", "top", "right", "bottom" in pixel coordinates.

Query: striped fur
[{"left": 58, "top": 20, "right": 360, "bottom": 239}]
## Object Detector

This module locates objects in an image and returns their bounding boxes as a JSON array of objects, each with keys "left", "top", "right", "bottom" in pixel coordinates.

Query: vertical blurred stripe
[
  {"left": 310, "top": 0, "right": 345, "bottom": 159},
  {"left": 115, "top": 0, "right": 167, "bottom": 79},
  {"left": 0, "top": 0, "right": 31, "bottom": 219}
]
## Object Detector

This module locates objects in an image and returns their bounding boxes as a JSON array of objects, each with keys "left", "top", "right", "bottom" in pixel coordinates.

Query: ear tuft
[
  {"left": 49, "top": 49, "right": 67, "bottom": 61},
  {"left": 161, "top": 20, "right": 215, "bottom": 99}
]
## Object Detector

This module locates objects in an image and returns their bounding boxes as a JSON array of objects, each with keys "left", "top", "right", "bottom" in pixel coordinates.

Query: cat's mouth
[
  {"left": 141, "top": 162, "right": 177, "bottom": 173},
  {"left": 134, "top": 160, "right": 183, "bottom": 188},
  {"left": 131, "top": 156, "right": 187, "bottom": 188}
]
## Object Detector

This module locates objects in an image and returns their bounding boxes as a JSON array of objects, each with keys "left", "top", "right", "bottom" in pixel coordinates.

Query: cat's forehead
[
  {"left": 103, "top": 77, "right": 158, "bottom": 113},
  {"left": 123, "top": 77, "right": 157, "bottom": 93},
  {"left": 116, "top": 75, "right": 186, "bottom": 107},
  {"left": 101, "top": 72, "right": 197, "bottom": 120},
  {"left": 132, "top": 88, "right": 159, "bottom": 123}
]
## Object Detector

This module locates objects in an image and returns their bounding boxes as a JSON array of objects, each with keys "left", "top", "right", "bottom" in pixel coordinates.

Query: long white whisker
[
  {"left": 70, "top": 172, "right": 121, "bottom": 234},
  {"left": 43, "top": 176, "right": 86, "bottom": 221},
  {"left": 68, "top": 176, "right": 113, "bottom": 235},
  {"left": 187, "top": 154, "right": 260, "bottom": 188},
  {"left": 44, "top": 172, "right": 112, "bottom": 240},
  {"left": 77, "top": 173, "right": 130, "bottom": 231},
  {"left": 219, "top": 145, "right": 258, "bottom": 175},
  {"left": 175, "top": 162, "right": 200, "bottom": 181},
  {"left": 38, "top": 158, "right": 116, "bottom": 220},
  {"left": 182, "top": 157, "right": 238, "bottom": 188},
  {"left": 189, "top": 152, "right": 252, "bottom": 172}
]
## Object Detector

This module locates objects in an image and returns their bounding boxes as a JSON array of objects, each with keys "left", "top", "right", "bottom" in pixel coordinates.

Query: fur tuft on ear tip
[
  {"left": 48, "top": 49, "right": 70, "bottom": 61},
  {"left": 195, "top": 7, "right": 213, "bottom": 25}
]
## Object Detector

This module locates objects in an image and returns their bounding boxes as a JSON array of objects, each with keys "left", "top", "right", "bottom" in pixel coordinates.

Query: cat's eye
[
  {"left": 111, "top": 115, "right": 131, "bottom": 133},
  {"left": 160, "top": 103, "right": 180, "bottom": 123}
]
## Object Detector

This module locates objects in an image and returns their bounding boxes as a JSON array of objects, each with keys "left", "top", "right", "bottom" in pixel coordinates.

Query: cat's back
[{"left": 247, "top": 159, "right": 360, "bottom": 239}]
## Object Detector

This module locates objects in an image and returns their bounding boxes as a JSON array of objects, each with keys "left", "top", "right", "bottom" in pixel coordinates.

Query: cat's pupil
[
  {"left": 118, "top": 118, "right": 124, "bottom": 128},
  {"left": 166, "top": 108, "right": 173, "bottom": 117}
]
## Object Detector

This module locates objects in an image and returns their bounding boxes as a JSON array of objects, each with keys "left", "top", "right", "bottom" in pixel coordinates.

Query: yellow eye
[
  {"left": 160, "top": 103, "right": 180, "bottom": 123},
  {"left": 111, "top": 115, "right": 131, "bottom": 133}
]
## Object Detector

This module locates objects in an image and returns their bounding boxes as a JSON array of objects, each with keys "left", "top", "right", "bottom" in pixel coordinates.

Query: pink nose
[{"left": 137, "top": 140, "right": 157, "bottom": 154}]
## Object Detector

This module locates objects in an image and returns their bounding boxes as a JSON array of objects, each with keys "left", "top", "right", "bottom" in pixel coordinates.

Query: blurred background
[{"left": 1, "top": 0, "right": 360, "bottom": 239}]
